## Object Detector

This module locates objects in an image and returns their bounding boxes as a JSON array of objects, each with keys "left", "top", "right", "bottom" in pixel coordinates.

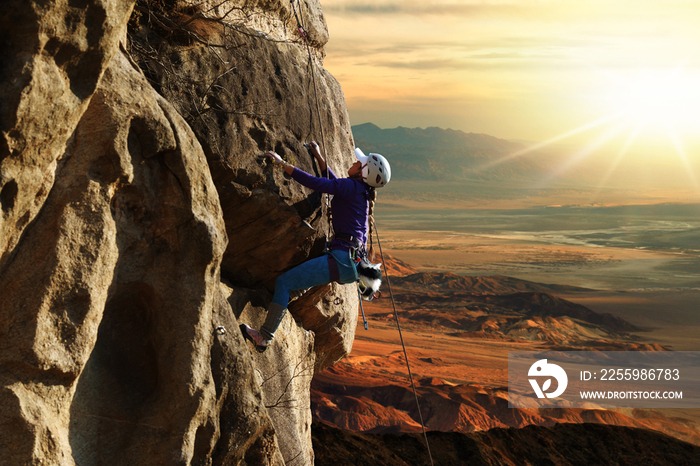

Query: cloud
[
  {"left": 328, "top": 42, "right": 428, "bottom": 59},
  {"left": 323, "top": 0, "right": 700, "bottom": 141},
  {"left": 325, "top": 1, "right": 528, "bottom": 17},
  {"left": 327, "top": 36, "right": 600, "bottom": 72},
  {"left": 369, "top": 55, "right": 576, "bottom": 72},
  {"left": 326, "top": 1, "right": 700, "bottom": 27},
  {"left": 325, "top": 3, "right": 402, "bottom": 15},
  {"left": 373, "top": 56, "right": 515, "bottom": 71},
  {"left": 323, "top": 1, "right": 579, "bottom": 19}
]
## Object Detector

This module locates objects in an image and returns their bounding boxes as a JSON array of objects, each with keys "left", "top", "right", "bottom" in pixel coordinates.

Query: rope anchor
[{"left": 290, "top": 0, "right": 309, "bottom": 39}]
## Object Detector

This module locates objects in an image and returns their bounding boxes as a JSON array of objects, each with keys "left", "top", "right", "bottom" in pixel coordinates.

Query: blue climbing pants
[{"left": 261, "top": 249, "right": 358, "bottom": 341}]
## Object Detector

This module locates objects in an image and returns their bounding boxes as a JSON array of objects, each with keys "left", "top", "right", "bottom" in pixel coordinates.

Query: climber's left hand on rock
[{"left": 265, "top": 151, "right": 285, "bottom": 165}]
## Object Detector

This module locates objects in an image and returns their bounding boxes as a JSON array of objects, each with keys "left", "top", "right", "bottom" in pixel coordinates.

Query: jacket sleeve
[
  {"left": 323, "top": 167, "right": 338, "bottom": 180},
  {"left": 291, "top": 167, "right": 356, "bottom": 197}
]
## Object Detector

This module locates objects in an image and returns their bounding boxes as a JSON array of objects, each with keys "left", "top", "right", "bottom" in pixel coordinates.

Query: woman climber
[{"left": 240, "top": 141, "right": 391, "bottom": 353}]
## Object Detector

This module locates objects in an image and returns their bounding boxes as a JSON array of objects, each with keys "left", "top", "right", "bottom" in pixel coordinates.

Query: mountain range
[{"left": 352, "top": 122, "right": 547, "bottom": 182}]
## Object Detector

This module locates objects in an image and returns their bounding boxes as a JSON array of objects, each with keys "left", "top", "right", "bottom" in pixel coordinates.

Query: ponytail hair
[{"left": 367, "top": 186, "right": 377, "bottom": 259}]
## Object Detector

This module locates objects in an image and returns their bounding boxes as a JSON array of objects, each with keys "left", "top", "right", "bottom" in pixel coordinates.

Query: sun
[
  {"left": 609, "top": 68, "right": 700, "bottom": 132},
  {"left": 484, "top": 65, "right": 700, "bottom": 192}
]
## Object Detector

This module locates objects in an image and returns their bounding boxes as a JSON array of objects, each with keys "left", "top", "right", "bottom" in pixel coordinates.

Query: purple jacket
[{"left": 291, "top": 166, "right": 369, "bottom": 250}]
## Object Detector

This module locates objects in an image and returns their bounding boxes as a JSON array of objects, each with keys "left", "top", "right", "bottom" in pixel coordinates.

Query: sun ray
[
  {"left": 665, "top": 124, "right": 699, "bottom": 191},
  {"left": 593, "top": 124, "right": 643, "bottom": 191},
  {"left": 495, "top": 65, "right": 700, "bottom": 198},
  {"left": 534, "top": 122, "right": 627, "bottom": 189},
  {"left": 478, "top": 113, "right": 622, "bottom": 171}
]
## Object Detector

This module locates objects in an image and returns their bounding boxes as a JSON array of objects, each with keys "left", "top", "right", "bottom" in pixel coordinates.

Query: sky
[{"left": 321, "top": 0, "right": 700, "bottom": 182}]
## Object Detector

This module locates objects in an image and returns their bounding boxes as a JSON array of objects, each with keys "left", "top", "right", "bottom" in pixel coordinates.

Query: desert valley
[
  {"left": 310, "top": 125, "right": 700, "bottom": 465},
  {"left": 5, "top": 2, "right": 700, "bottom": 464},
  {"left": 311, "top": 246, "right": 700, "bottom": 464}
]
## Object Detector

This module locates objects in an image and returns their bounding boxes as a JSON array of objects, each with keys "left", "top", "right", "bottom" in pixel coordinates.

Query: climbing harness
[{"left": 373, "top": 219, "right": 435, "bottom": 466}]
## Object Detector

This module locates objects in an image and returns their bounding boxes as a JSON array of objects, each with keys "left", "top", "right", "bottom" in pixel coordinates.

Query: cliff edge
[{"left": 0, "top": 0, "right": 357, "bottom": 464}]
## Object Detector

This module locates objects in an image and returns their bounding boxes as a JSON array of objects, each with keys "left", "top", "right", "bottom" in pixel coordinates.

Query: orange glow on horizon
[{"left": 322, "top": 0, "right": 700, "bottom": 195}]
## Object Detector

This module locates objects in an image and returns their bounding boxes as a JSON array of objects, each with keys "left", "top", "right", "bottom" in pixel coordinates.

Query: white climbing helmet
[{"left": 354, "top": 147, "right": 391, "bottom": 188}]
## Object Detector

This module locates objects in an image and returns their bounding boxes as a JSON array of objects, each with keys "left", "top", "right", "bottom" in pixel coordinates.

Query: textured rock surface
[
  {"left": 129, "top": 1, "right": 353, "bottom": 289},
  {"left": 0, "top": 0, "right": 135, "bottom": 269},
  {"left": 128, "top": 3, "right": 360, "bottom": 462},
  {"left": 0, "top": 0, "right": 359, "bottom": 464}
]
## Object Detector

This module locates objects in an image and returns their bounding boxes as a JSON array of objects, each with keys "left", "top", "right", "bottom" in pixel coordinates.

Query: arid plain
[
  {"left": 374, "top": 228, "right": 700, "bottom": 351},
  {"left": 311, "top": 201, "right": 700, "bottom": 447}
]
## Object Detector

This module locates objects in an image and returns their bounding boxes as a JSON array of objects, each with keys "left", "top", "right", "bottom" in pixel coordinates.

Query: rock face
[{"left": 0, "top": 0, "right": 358, "bottom": 464}]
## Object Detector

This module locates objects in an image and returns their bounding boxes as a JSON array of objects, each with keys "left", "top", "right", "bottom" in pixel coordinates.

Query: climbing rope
[
  {"left": 291, "top": 5, "right": 432, "bottom": 462},
  {"left": 290, "top": 0, "right": 333, "bottom": 240},
  {"left": 372, "top": 219, "right": 435, "bottom": 466},
  {"left": 290, "top": 0, "right": 330, "bottom": 172}
]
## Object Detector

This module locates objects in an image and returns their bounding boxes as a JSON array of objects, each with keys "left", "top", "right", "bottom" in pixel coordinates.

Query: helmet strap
[{"left": 361, "top": 163, "right": 369, "bottom": 181}]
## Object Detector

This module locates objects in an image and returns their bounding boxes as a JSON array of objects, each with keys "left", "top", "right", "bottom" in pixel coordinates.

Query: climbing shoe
[{"left": 240, "top": 324, "right": 269, "bottom": 353}]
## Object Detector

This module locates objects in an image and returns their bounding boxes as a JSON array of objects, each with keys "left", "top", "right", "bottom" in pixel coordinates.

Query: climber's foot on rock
[{"left": 240, "top": 324, "right": 269, "bottom": 353}]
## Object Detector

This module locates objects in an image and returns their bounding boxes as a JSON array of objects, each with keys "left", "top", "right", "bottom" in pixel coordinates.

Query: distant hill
[
  {"left": 352, "top": 123, "right": 545, "bottom": 182},
  {"left": 387, "top": 271, "right": 642, "bottom": 335},
  {"left": 377, "top": 253, "right": 419, "bottom": 277},
  {"left": 391, "top": 271, "right": 590, "bottom": 295}
]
